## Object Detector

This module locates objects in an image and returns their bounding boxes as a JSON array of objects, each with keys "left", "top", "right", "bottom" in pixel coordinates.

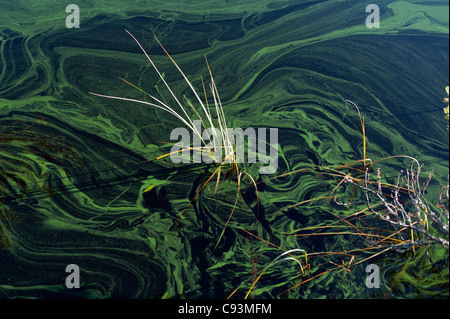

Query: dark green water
[{"left": 0, "top": 0, "right": 448, "bottom": 299}]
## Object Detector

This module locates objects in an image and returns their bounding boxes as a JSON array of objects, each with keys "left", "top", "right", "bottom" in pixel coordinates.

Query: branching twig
[{"left": 337, "top": 160, "right": 449, "bottom": 250}]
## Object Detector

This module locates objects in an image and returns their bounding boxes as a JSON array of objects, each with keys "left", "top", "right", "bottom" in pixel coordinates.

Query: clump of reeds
[
  {"left": 89, "top": 30, "right": 262, "bottom": 251},
  {"left": 89, "top": 30, "right": 236, "bottom": 171}
]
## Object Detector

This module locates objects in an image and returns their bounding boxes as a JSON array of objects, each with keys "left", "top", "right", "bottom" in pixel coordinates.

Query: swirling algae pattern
[{"left": 0, "top": 0, "right": 448, "bottom": 298}]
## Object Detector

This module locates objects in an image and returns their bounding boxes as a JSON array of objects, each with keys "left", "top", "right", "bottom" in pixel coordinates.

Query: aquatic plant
[
  {"left": 90, "top": 30, "right": 236, "bottom": 171},
  {"left": 314, "top": 98, "right": 449, "bottom": 251},
  {"left": 89, "top": 31, "right": 265, "bottom": 251},
  {"left": 227, "top": 97, "right": 449, "bottom": 298},
  {"left": 89, "top": 33, "right": 448, "bottom": 298},
  {"left": 335, "top": 159, "right": 449, "bottom": 250},
  {"left": 444, "top": 86, "right": 449, "bottom": 131},
  {"left": 227, "top": 248, "right": 309, "bottom": 299}
]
